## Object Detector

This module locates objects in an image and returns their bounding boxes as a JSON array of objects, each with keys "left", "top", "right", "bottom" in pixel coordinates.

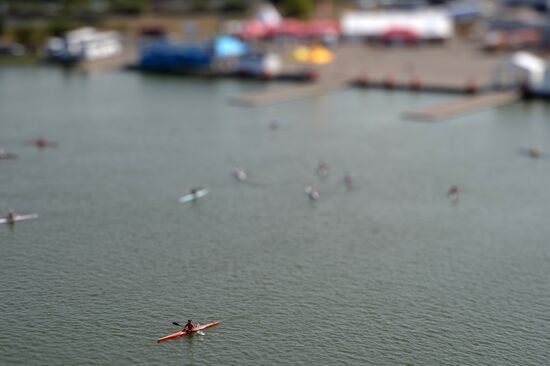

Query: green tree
[
  {"left": 221, "top": 0, "right": 249, "bottom": 14},
  {"left": 279, "top": 0, "right": 314, "bottom": 19},
  {"left": 110, "top": 0, "right": 147, "bottom": 15},
  {"left": 13, "top": 25, "right": 42, "bottom": 53},
  {"left": 7, "top": 0, "right": 24, "bottom": 17},
  {"left": 191, "top": 0, "right": 208, "bottom": 13},
  {"left": 59, "top": 0, "right": 75, "bottom": 17},
  {"left": 47, "top": 19, "right": 77, "bottom": 37}
]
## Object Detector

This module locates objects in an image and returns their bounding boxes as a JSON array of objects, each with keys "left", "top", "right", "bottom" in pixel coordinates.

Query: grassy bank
[{"left": 0, "top": 54, "right": 41, "bottom": 65}]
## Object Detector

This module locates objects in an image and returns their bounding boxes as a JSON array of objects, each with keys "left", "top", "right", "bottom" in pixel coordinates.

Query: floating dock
[
  {"left": 354, "top": 78, "right": 481, "bottom": 95},
  {"left": 229, "top": 40, "right": 502, "bottom": 107},
  {"left": 403, "top": 91, "right": 521, "bottom": 121},
  {"left": 229, "top": 76, "right": 355, "bottom": 106}
]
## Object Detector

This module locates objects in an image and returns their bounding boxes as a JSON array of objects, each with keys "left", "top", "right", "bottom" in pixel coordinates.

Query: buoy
[
  {"left": 410, "top": 76, "right": 421, "bottom": 90},
  {"left": 308, "top": 71, "right": 319, "bottom": 81},
  {"left": 529, "top": 145, "right": 540, "bottom": 158},
  {"left": 358, "top": 73, "right": 369, "bottom": 87},
  {"left": 384, "top": 74, "right": 395, "bottom": 89},
  {"left": 520, "top": 81, "right": 532, "bottom": 98},
  {"left": 465, "top": 78, "right": 477, "bottom": 94}
]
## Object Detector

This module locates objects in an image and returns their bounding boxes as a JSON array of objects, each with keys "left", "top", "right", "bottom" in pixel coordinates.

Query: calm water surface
[{"left": 1, "top": 66, "right": 549, "bottom": 365}]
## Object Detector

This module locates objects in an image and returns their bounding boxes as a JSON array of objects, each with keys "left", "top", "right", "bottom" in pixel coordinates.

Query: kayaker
[
  {"left": 35, "top": 137, "right": 46, "bottom": 148},
  {"left": 305, "top": 185, "right": 319, "bottom": 200},
  {"left": 184, "top": 320, "right": 195, "bottom": 332},
  {"left": 316, "top": 162, "right": 328, "bottom": 177},
  {"left": 448, "top": 186, "right": 459, "bottom": 202},
  {"left": 6, "top": 210, "right": 16, "bottom": 224},
  {"left": 344, "top": 173, "right": 352, "bottom": 189},
  {"left": 234, "top": 166, "right": 247, "bottom": 181},
  {"left": 529, "top": 145, "right": 541, "bottom": 158}
]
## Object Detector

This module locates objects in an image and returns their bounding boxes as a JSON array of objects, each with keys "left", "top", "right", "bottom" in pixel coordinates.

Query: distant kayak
[
  {"left": 344, "top": 173, "right": 353, "bottom": 190},
  {"left": 518, "top": 147, "right": 548, "bottom": 160},
  {"left": 157, "top": 322, "right": 220, "bottom": 343},
  {"left": 304, "top": 185, "right": 319, "bottom": 200},
  {"left": 233, "top": 167, "right": 247, "bottom": 182},
  {"left": 0, "top": 148, "right": 17, "bottom": 160},
  {"left": 447, "top": 186, "right": 459, "bottom": 203},
  {"left": 316, "top": 163, "right": 329, "bottom": 178},
  {"left": 179, "top": 188, "right": 209, "bottom": 203},
  {"left": 0, "top": 153, "right": 16, "bottom": 160},
  {"left": 0, "top": 213, "right": 38, "bottom": 225},
  {"left": 26, "top": 138, "right": 58, "bottom": 148}
]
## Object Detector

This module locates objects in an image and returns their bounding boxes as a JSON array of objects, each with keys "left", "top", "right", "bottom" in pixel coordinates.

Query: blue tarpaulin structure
[
  {"left": 138, "top": 36, "right": 249, "bottom": 72},
  {"left": 213, "top": 36, "right": 249, "bottom": 58},
  {"left": 139, "top": 41, "right": 212, "bottom": 72}
]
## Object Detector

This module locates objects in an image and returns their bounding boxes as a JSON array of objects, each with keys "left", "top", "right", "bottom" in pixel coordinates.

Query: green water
[{"left": 1, "top": 66, "right": 549, "bottom": 365}]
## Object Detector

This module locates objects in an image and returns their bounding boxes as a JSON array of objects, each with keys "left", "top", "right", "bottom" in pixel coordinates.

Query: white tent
[
  {"left": 511, "top": 52, "right": 546, "bottom": 86},
  {"left": 255, "top": 3, "right": 282, "bottom": 27},
  {"left": 341, "top": 10, "right": 453, "bottom": 40},
  {"left": 493, "top": 51, "right": 547, "bottom": 89}
]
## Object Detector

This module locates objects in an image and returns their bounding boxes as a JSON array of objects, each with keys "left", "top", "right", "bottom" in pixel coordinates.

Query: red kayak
[{"left": 157, "top": 322, "right": 220, "bottom": 343}]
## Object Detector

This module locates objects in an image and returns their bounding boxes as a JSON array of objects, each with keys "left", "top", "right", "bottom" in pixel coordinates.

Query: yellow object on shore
[
  {"left": 309, "top": 46, "right": 333, "bottom": 65},
  {"left": 292, "top": 46, "right": 334, "bottom": 65},
  {"left": 293, "top": 46, "right": 310, "bottom": 63}
]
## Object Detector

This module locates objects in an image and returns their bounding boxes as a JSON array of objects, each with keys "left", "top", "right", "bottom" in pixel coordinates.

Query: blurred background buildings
[{"left": 0, "top": 0, "right": 549, "bottom": 96}]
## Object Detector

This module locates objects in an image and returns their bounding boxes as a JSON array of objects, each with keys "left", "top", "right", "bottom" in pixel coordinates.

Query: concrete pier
[
  {"left": 403, "top": 91, "right": 521, "bottom": 121},
  {"left": 230, "top": 40, "right": 502, "bottom": 107},
  {"left": 229, "top": 76, "right": 355, "bottom": 106}
]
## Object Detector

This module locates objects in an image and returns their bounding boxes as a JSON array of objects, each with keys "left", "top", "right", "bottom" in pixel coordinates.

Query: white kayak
[
  {"left": 304, "top": 185, "right": 319, "bottom": 200},
  {"left": 233, "top": 169, "right": 247, "bottom": 182},
  {"left": 179, "top": 189, "right": 209, "bottom": 203},
  {"left": 0, "top": 213, "right": 38, "bottom": 225},
  {"left": 0, "top": 149, "right": 17, "bottom": 160}
]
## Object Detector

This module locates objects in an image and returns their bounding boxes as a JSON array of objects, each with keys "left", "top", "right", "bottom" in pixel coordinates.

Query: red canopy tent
[
  {"left": 237, "top": 19, "right": 340, "bottom": 39},
  {"left": 381, "top": 26, "right": 419, "bottom": 43}
]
